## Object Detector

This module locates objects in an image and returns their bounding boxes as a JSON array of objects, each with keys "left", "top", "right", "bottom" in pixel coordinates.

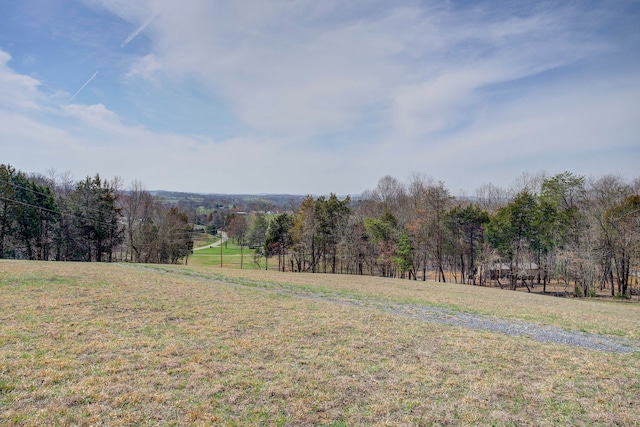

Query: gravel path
[
  {"left": 380, "top": 303, "right": 638, "bottom": 354},
  {"left": 228, "top": 276, "right": 639, "bottom": 354},
  {"left": 134, "top": 265, "right": 640, "bottom": 354},
  {"left": 273, "top": 291, "right": 639, "bottom": 354}
]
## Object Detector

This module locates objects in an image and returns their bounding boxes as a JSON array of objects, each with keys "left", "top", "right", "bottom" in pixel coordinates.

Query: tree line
[
  {"left": 2, "top": 163, "right": 638, "bottom": 298},
  {"left": 244, "top": 172, "right": 639, "bottom": 298},
  {"left": 0, "top": 164, "right": 193, "bottom": 264}
]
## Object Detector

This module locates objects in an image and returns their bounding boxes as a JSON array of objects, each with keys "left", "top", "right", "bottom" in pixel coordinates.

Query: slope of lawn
[{"left": 1, "top": 260, "right": 639, "bottom": 426}]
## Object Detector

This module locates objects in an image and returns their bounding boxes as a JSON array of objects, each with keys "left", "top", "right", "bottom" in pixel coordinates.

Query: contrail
[
  {"left": 121, "top": 14, "right": 155, "bottom": 48},
  {"left": 69, "top": 70, "right": 99, "bottom": 102}
]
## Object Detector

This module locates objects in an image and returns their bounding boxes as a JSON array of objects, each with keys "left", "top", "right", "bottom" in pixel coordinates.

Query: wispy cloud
[{"left": 133, "top": 1, "right": 617, "bottom": 141}]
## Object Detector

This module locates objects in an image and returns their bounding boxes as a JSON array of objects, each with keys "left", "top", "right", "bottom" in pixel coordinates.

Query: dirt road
[{"left": 192, "top": 231, "right": 228, "bottom": 251}]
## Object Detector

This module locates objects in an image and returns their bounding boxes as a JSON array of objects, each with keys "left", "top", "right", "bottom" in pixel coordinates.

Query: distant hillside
[
  {"left": 149, "top": 191, "right": 360, "bottom": 211},
  {"left": 149, "top": 191, "right": 307, "bottom": 211}
]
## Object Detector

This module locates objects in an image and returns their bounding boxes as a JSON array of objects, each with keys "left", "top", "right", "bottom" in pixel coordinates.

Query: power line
[
  {"left": 1, "top": 176, "right": 203, "bottom": 226},
  {"left": 0, "top": 176, "right": 122, "bottom": 221},
  {"left": 0, "top": 195, "right": 119, "bottom": 229},
  {"left": 1, "top": 177, "right": 220, "bottom": 240},
  {"left": 0, "top": 196, "right": 62, "bottom": 218},
  {"left": 0, "top": 175, "right": 58, "bottom": 198},
  {"left": 1, "top": 177, "right": 155, "bottom": 229},
  {"left": 0, "top": 195, "right": 201, "bottom": 238}
]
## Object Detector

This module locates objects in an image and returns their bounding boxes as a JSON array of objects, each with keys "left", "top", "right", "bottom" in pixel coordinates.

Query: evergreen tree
[
  {"left": 265, "top": 213, "right": 293, "bottom": 271},
  {"left": 70, "top": 175, "right": 123, "bottom": 262}
]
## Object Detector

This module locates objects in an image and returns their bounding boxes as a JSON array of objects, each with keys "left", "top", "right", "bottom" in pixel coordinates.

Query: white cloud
[
  {"left": 127, "top": 53, "right": 163, "bottom": 81},
  {"left": 370, "top": 73, "right": 640, "bottom": 195},
  {"left": 62, "top": 103, "right": 121, "bottom": 130},
  {"left": 104, "top": 0, "right": 616, "bottom": 144},
  {"left": 2, "top": 2, "right": 639, "bottom": 194},
  {"left": 139, "top": 1, "right": 401, "bottom": 136},
  {"left": 0, "top": 45, "right": 356, "bottom": 193},
  {"left": 0, "top": 50, "right": 43, "bottom": 111}
]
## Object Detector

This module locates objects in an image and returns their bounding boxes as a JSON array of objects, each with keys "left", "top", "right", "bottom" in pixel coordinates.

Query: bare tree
[
  {"left": 403, "top": 175, "right": 461, "bottom": 282},
  {"left": 587, "top": 175, "right": 633, "bottom": 297},
  {"left": 121, "top": 180, "right": 154, "bottom": 262},
  {"left": 226, "top": 214, "right": 248, "bottom": 268},
  {"left": 512, "top": 171, "right": 548, "bottom": 196},
  {"left": 474, "top": 182, "right": 511, "bottom": 213}
]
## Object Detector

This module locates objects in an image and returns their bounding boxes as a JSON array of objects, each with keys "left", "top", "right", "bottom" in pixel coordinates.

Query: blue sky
[{"left": 1, "top": 0, "right": 639, "bottom": 195}]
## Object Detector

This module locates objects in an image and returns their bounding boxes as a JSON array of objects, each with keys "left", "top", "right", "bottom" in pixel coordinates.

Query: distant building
[{"left": 488, "top": 262, "right": 538, "bottom": 280}]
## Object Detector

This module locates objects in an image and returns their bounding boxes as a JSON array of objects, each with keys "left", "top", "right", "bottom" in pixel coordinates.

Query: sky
[{"left": 1, "top": 0, "right": 639, "bottom": 195}]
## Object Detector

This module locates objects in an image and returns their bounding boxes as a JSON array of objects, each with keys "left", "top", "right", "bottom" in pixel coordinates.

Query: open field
[
  {"left": 189, "top": 244, "right": 261, "bottom": 269},
  {"left": 1, "top": 261, "right": 639, "bottom": 426}
]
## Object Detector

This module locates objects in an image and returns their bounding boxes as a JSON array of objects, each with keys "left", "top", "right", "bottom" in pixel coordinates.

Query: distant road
[{"left": 193, "top": 231, "right": 227, "bottom": 251}]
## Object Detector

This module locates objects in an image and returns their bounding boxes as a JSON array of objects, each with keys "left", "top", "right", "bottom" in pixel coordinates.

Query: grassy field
[
  {"left": 189, "top": 243, "right": 262, "bottom": 269},
  {"left": 1, "top": 260, "right": 639, "bottom": 426}
]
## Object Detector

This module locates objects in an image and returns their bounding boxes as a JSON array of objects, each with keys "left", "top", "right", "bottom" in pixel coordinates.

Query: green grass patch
[{"left": 188, "top": 242, "right": 263, "bottom": 269}]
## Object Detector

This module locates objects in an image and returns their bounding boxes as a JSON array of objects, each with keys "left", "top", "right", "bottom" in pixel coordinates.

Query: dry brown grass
[{"left": 1, "top": 260, "right": 639, "bottom": 426}]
